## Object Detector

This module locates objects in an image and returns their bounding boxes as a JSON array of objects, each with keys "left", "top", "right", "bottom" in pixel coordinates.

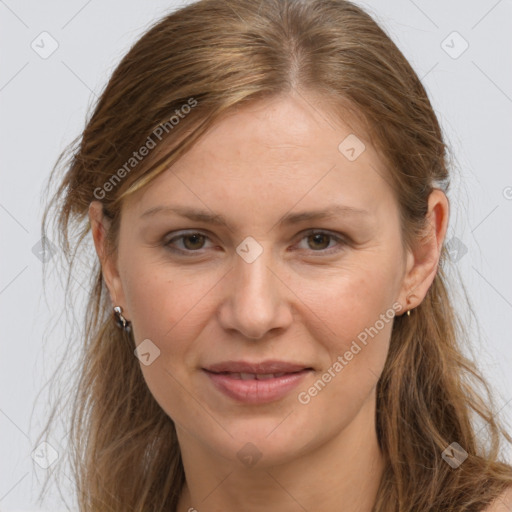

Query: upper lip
[{"left": 203, "top": 360, "right": 312, "bottom": 374}]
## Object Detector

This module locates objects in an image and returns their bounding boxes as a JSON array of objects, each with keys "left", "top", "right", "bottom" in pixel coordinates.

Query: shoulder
[{"left": 482, "top": 486, "right": 512, "bottom": 511}]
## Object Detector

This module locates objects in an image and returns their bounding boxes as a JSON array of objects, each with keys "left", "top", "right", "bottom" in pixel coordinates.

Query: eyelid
[
  {"left": 163, "top": 228, "right": 347, "bottom": 256},
  {"left": 292, "top": 228, "right": 347, "bottom": 254},
  {"left": 164, "top": 229, "right": 217, "bottom": 248}
]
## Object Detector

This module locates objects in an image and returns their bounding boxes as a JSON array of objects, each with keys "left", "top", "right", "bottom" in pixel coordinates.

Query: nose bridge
[
  {"left": 237, "top": 242, "right": 275, "bottom": 300},
  {"left": 219, "top": 237, "right": 291, "bottom": 339}
]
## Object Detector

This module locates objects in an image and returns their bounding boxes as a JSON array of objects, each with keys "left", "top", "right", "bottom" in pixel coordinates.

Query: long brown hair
[{"left": 36, "top": 0, "right": 512, "bottom": 510}]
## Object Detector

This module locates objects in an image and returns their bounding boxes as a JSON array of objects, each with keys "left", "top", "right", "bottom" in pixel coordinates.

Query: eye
[
  {"left": 164, "top": 231, "right": 214, "bottom": 254},
  {"left": 163, "top": 229, "right": 347, "bottom": 257},
  {"left": 293, "top": 229, "right": 347, "bottom": 255}
]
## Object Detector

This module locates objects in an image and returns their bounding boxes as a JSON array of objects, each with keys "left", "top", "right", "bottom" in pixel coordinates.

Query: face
[{"left": 92, "top": 92, "right": 422, "bottom": 468}]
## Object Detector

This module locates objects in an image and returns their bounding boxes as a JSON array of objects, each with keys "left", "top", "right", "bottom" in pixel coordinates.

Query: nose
[{"left": 217, "top": 245, "right": 293, "bottom": 340}]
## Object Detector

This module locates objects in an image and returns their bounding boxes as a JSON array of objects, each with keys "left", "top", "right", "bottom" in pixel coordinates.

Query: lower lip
[{"left": 203, "top": 369, "right": 312, "bottom": 404}]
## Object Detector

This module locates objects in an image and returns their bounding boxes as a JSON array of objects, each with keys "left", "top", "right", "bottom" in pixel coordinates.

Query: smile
[{"left": 203, "top": 368, "right": 312, "bottom": 404}]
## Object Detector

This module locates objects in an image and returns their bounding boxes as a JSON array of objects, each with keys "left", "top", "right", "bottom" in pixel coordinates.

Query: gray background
[{"left": 1, "top": 0, "right": 511, "bottom": 510}]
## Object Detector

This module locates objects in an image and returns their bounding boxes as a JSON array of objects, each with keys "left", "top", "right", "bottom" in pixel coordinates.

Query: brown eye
[
  {"left": 295, "top": 230, "right": 347, "bottom": 255},
  {"left": 306, "top": 233, "right": 331, "bottom": 251},
  {"left": 163, "top": 229, "right": 346, "bottom": 257},
  {"left": 164, "top": 231, "right": 214, "bottom": 254},
  {"left": 181, "top": 233, "right": 206, "bottom": 250}
]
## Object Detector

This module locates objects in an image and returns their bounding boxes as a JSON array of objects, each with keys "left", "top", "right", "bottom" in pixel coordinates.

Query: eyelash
[{"left": 162, "top": 229, "right": 347, "bottom": 257}]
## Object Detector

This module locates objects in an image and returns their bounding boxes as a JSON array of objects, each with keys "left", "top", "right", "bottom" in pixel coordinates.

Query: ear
[
  {"left": 396, "top": 188, "right": 450, "bottom": 315},
  {"left": 88, "top": 201, "right": 128, "bottom": 317}
]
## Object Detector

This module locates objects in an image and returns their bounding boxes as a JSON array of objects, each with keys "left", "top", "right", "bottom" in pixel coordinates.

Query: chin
[{"left": 194, "top": 413, "right": 330, "bottom": 468}]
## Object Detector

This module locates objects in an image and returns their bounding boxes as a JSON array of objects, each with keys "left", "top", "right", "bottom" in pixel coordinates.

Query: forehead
[
  {"left": 125, "top": 92, "right": 396, "bottom": 223},
  {"left": 176, "top": 93, "right": 367, "bottom": 172}
]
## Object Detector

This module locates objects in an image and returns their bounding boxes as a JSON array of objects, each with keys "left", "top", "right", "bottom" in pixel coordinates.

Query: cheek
[
  {"left": 295, "top": 280, "right": 394, "bottom": 434},
  {"left": 120, "top": 255, "right": 215, "bottom": 343},
  {"left": 120, "top": 263, "right": 212, "bottom": 423},
  {"left": 302, "top": 256, "right": 397, "bottom": 395},
  {"left": 310, "top": 257, "right": 397, "bottom": 342},
  {"left": 310, "top": 302, "right": 393, "bottom": 399},
  {"left": 119, "top": 257, "right": 219, "bottom": 398}
]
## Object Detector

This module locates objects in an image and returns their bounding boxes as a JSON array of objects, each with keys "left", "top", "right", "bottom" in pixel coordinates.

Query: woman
[{"left": 38, "top": 0, "right": 512, "bottom": 510}]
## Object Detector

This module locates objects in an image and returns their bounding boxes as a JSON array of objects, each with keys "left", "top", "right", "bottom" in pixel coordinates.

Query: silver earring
[{"left": 113, "top": 306, "right": 131, "bottom": 332}]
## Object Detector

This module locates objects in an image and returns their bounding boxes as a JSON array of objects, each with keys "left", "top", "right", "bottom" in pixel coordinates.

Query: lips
[
  {"left": 202, "top": 360, "right": 313, "bottom": 404},
  {"left": 204, "top": 360, "right": 312, "bottom": 374},
  {"left": 220, "top": 372, "right": 288, "bottom": 380}
]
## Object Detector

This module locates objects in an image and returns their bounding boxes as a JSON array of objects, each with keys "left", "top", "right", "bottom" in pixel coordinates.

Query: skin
[
  {"left": 485, "top": 488, "right": 512, "bottom": 511},
  {"left": 89, "top": 90, "right": 450, "bottom": 512}
]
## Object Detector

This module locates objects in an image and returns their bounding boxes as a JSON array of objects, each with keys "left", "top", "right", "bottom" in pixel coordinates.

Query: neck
[{"left": 176, "top": 389, "right": 384, "bottom": 512}]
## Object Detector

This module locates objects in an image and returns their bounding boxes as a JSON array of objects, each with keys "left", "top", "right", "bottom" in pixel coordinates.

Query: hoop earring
[{"left": 113, "top": 305, "right": 131, "bottom": 332}]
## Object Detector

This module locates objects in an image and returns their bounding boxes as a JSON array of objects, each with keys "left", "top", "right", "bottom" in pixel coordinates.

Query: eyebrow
[{"left": 139, "top": 204, "right": 371, "bottom": 229}]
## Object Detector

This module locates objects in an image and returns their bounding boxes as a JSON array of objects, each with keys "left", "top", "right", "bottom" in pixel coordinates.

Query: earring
[
  {"left": 113, "top": 305, "right": 131, "bottom": 332},
  {"left": 406, "top": 295, "right": 414, "bottom": 317}
]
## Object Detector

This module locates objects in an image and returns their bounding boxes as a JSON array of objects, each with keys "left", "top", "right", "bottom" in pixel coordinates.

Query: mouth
[
  {"left": 202, "top": 361, "right": 314, "bottom": 404},
  {"left": 203, "top": 360, "right": 313, "bottom": 374},
  {"left": 205, "top": 371, "right": 304, "bottom": 380}
]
